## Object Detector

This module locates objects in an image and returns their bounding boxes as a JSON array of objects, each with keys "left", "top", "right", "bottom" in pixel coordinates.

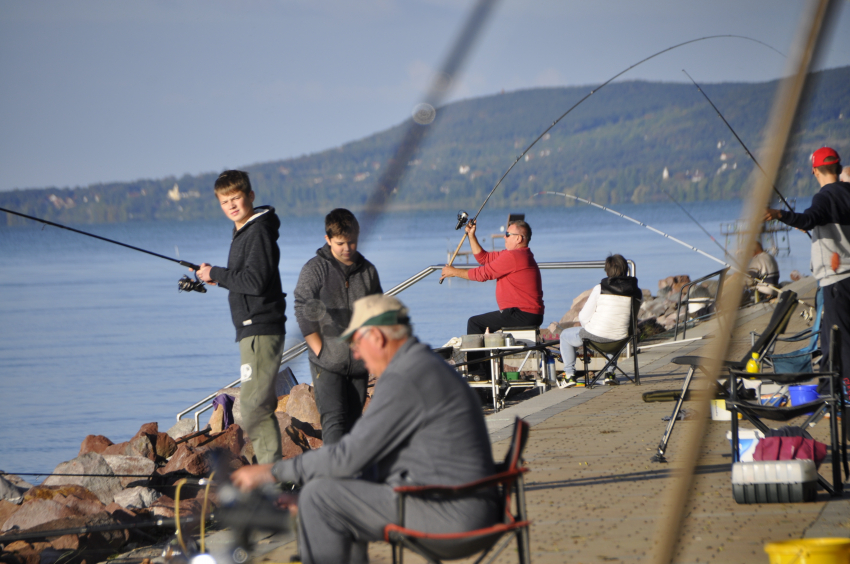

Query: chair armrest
[
  {"left": 729, "top": 370, "right": 835, "bottom": 385},
  {"left": 393, "top": 468, "right": 528, "bottom": 498}
]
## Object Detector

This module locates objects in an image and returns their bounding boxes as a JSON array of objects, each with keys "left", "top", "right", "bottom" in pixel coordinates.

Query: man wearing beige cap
[{"left": 231, "top": 294, "right": 498, "bottom": 564}]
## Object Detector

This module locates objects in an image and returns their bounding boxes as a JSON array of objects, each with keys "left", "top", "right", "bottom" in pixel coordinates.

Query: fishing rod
[
  {"left": 442, "top": 35, "right": 784, "bottom": 281},
  {"left": 0, "top": 206, "right": 207, "bottom": 293},
  {"left": 537, "top": 191, "right": 735, "bottom": 270},
  {"left": 659, "top": 187, "right": 743, "bottom": 268},
  {"left": 681, "top": 69, "right": 811, "bottom": 239}
]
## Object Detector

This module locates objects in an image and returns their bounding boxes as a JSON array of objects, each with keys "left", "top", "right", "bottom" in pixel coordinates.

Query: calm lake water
[{"left": 0, "top": 198, "right": 813, "bottom": 476}]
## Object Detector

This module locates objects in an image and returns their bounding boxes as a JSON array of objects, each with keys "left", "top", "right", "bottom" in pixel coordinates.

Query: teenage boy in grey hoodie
[
  {"left": 294, "top": 209, "right": 382, "bottom": 444},
  {"left": 197, "top": 170, "right": 287, "bottom": 464}
]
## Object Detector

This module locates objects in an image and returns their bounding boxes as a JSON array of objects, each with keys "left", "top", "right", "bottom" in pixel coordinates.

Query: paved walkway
[{"left": 252, "top": 276, "right": 849, "bottom": 564}]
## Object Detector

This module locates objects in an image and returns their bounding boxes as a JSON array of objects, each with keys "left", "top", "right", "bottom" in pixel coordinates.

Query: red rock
[
  {"left": 48, "top": 534, "right": 81, "bottom": 550},
  {"left": 186, "top": 424, "right": 245, "bottom": 460},
  {"left": 1, "top": 499, "right": 78, "bottom": 532},
  {"left": 273, "top": 413, "right": 310, "bottom": 459},
  {"left": 161, "top": 445, "right": 212, "bottom": 476},
  {"left": 150, "top": 496, "right": 203, "bottom": 520},
  {"left": 136, "top": 422, "right": 159, "bottom": 437},
  {"left": 127, "top": 434, "right": 156, "bottom": 461},
  {"left": 102, "top": 441, "right": 130, "bottom": 456},
  {"left": 79, "top": 435, "right": 114, "bottom": 457},
  {"left": 288, "top": 417, "right": 322, "bottom": 450},
  {"left": 285, "top": 384, "right": 321, "bottom": 428},
  {"left": 0, "top": 499, "right": 20, "bottom": 525}
]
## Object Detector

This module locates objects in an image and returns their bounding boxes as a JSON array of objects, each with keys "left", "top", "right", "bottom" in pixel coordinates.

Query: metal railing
[
  {"left": 673, "top": 267, "right": 729, "bottom": 341},
  {"left": 176, "top": 259, "right": 635, "bottom": 428}
]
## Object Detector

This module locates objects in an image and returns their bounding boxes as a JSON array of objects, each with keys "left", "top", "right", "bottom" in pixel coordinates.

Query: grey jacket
[
  {"left": 272, "top": 337, "right": 495, "bottom": 487},
  {"left": 293, "top": 244, "right": 382, "bottom": 375},
  {"left": 778, "top": 181, "right": 850, "bottom": 286}
]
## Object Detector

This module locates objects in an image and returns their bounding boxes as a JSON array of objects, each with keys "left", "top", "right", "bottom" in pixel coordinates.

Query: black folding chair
[
  {"left": 384, "top": 418, "right": 531, "bottom": 564},
  {"left": 652, "top": 290, "right": 799, "bottom": 462},
  {"left": 582, "top": 297, "right": 641, "bottom": 388}
]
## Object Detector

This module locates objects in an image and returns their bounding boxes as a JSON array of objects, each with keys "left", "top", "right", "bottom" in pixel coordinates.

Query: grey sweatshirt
[
  {"left": 293, "top": 244, "right": 382, "bottom": 375},
  {"left": 272, "top": 337, "right": 495, "bottom": 487}
]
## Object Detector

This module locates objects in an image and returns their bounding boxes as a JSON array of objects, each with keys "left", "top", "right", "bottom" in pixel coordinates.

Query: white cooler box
[{"left": 732, "top": 460, "right": 818, "bottom": 504}]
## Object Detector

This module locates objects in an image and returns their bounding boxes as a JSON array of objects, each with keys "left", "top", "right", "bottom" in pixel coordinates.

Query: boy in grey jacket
[{"left": 294, "top": 209, "right": 382, "bottom": 444}]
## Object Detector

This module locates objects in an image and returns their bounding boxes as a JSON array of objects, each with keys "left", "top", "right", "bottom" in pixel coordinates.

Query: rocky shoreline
[{"left": 0, "top": 384, "right": 327, "bottom": 564}]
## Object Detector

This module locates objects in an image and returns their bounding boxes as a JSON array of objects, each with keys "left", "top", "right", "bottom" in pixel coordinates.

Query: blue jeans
[{"left": 559, "top": 327, "right": 584, "bottom": 376}]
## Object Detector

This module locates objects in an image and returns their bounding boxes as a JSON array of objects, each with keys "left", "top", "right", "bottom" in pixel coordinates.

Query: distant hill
[{"left": 2, "top": 66, "right": 848, "bottom": 226}]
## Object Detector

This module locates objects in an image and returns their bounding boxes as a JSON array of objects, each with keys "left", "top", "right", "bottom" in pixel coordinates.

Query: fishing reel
[
  {"left": 455, "top": 210, "right": 469, "bottom": 230},
  {"left": 179, "top": 273, "right": 207, "bottom": 294}
]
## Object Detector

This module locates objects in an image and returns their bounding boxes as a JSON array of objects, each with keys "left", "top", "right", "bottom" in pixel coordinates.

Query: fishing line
[
  {"left": 536, "top": 191, "right": 735, "bottom": 270},
  {"left": 658, "top": 187, "right": 743, "bottom": 267},
  {"left": 681, "top": 69, "right": 811, "bottom": 239},
  {"left": 444, "top": 35, "right": 784, "bottom": 276},
  {"left": 0, "top": 206, "right": 207, "bottom": 292}
]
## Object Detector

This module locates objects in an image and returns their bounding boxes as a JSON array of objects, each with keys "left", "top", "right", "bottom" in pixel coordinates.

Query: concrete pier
[{"left": 253, "top": 276, "right": 849, "bottom": 563}]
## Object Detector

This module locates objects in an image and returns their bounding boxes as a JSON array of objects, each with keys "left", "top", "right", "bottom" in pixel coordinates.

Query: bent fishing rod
[
  {"left": 442, "top": 35, "right": 785, "bottom": 280},
  {"left": 659, "top": 187, "right": 743, "bottom": 268},
  {"left": 0, "top": 206, "right": 207, "bottom": 293},
  {"left": 536, "top": 191, "right": 736, "bottom": 270},
  {"left": 681, "top": 69, "right": 810, "bottom": 239}
]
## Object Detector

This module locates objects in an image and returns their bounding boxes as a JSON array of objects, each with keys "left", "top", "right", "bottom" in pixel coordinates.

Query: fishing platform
[{"left": 223, "top": 273, "right": 848, "bottom": 564}]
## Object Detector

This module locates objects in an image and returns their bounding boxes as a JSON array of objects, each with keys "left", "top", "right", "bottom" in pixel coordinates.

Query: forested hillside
[{"left": 2, "top": 66, "right": 848, "bottom": 226}]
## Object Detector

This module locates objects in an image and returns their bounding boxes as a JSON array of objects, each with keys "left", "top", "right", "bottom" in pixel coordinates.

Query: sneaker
[
  {"left": 562, "top": 375, "right": 578, "bottom": 388},
  {"left": 603, "top": 372, "right": 619, "bottom": 386}
]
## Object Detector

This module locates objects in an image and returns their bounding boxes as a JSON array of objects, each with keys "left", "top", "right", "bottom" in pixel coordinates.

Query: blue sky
[{"left": 1, "top": 0, "right": 848, "bottom": 192}]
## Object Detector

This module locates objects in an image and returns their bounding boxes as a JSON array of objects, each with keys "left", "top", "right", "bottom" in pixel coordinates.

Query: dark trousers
[
  {"left": 311, "top": 362, "right": 368, "bottom": 446},
  {"left": 821, "top": 277, "right": 850, "bottom": 393},
  {"left": 466, "top": 308, "right": 544, "bottom": 376}
]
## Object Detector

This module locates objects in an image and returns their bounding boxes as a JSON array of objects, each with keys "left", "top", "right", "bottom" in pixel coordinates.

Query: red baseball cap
[{"left": 811, "top": 147, "right": 840, "bottom": 168}]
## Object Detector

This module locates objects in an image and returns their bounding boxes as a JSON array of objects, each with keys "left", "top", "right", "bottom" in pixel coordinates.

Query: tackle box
[{"left": 731, "top": 460, "right": 817, "bottom": 504}]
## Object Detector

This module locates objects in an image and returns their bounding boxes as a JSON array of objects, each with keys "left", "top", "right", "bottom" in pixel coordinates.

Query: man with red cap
[{"left": 765, "top": 146, "right": 850, "bottom": 388}]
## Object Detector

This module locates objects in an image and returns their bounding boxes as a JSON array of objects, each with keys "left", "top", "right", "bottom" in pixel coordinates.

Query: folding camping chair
[
  {"left": 727, "top": 327, "right": 848, "bottom": 496},
  {"left": 760, "top": 286, "right": 823, "bottom": 374},
  {"left": 651, "top": 290, "right": 799, "bottom": 463},
  {"left": 582, "top": 297, "right": 641, "bottom": 388},
  {"left": 384, "top": 418, "right": 531, "bottom": 564}
]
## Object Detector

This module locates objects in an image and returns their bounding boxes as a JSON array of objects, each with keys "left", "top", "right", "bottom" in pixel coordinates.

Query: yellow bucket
[{"left": 764, "top": 538, "right": 850, "bottom": 564}]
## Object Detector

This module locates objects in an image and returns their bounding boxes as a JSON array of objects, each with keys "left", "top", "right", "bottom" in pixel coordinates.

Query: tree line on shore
[{"left": 2, "top": 66, "right": 847, "bottom": 227}]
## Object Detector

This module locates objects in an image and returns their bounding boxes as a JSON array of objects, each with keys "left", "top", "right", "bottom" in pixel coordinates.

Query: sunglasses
[{"left": 504, "top": 232, "right": 522, "bottom": 238}]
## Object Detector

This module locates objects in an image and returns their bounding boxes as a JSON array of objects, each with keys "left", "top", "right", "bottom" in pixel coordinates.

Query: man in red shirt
[{"left": 441, "top": 219, "right": 544, "bottom": 377}]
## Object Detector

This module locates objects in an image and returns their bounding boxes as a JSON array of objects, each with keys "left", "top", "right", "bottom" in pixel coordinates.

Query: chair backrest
[
  {"left": 500, "top": 418, "right": 530, "bottom": 473},
  {"left": 803, "top": 286, "right": 824, "bottom": 353},
  {"left": 743, "top": 290, "right": 798, "bottom": 362}
]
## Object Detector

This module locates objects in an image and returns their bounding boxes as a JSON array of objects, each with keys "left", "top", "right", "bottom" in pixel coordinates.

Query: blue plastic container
[
  {"left": 788, "top": 385, "right": 819, "bottom": 416},
  {"left": 788, "top": 384, "right": 818, "bottom": 406}
]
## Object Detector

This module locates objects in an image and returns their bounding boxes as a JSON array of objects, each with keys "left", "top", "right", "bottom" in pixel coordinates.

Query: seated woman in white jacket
[{"left": 559, "top": 254, "right": 642, "bottom": 387}]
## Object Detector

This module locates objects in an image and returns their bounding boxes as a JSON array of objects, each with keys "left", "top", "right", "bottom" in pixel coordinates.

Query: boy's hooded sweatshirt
[
  {"left": 294, "top": 244, "right": 382, "bottom": 376},
  {"left": 209, "top": 206, "right": 287, "bottom": 341}
]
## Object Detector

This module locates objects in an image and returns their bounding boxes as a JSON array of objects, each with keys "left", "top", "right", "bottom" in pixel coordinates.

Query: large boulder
[
  {"left": 167, "top": 418, "right": 196, "bottom": 440},
  {"left": 79, "top": 435, "right": 114, "bottom": 456},
  {"left": 185, "top": 424, "right": 246, "bottom": 461},
  {"left": 557, "top": 288, "right": 594, "bottom": 328},
  {"left": 42, "top": 453, "right": 123, "bottom": 505},
  {"left": 1, "top": 486, "right": 105, "bottom": 532},
  {"left": 274, "top": 413, "right": 315, "bottom": 459},
  {"left": 0, "top": 499, "right": 21, "bottom": 527},
  {"left": 285, "top": 384, "right": 321, "bottom": 428},
  {"left": 0, "top": 475, "right": 29, "bottom": 504},
  {"left": 112, "top": 487, "right": 161, "bottom": 510},
  {"left": 160, "top": 444, "right": 212, "bottom": 477},
  {"left": 101, "top": 455, "right": 156, "bottom": 488}
]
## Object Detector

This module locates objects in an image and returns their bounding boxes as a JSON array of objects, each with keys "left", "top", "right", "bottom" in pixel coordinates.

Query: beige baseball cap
[{"left": 340, "top": 294, "right": 411, "bottom": 342}]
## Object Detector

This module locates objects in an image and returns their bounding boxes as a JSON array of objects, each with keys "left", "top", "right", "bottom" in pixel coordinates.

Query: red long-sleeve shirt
[{"left": 468, "top": 247, "right": 544, "bottom": 315}]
